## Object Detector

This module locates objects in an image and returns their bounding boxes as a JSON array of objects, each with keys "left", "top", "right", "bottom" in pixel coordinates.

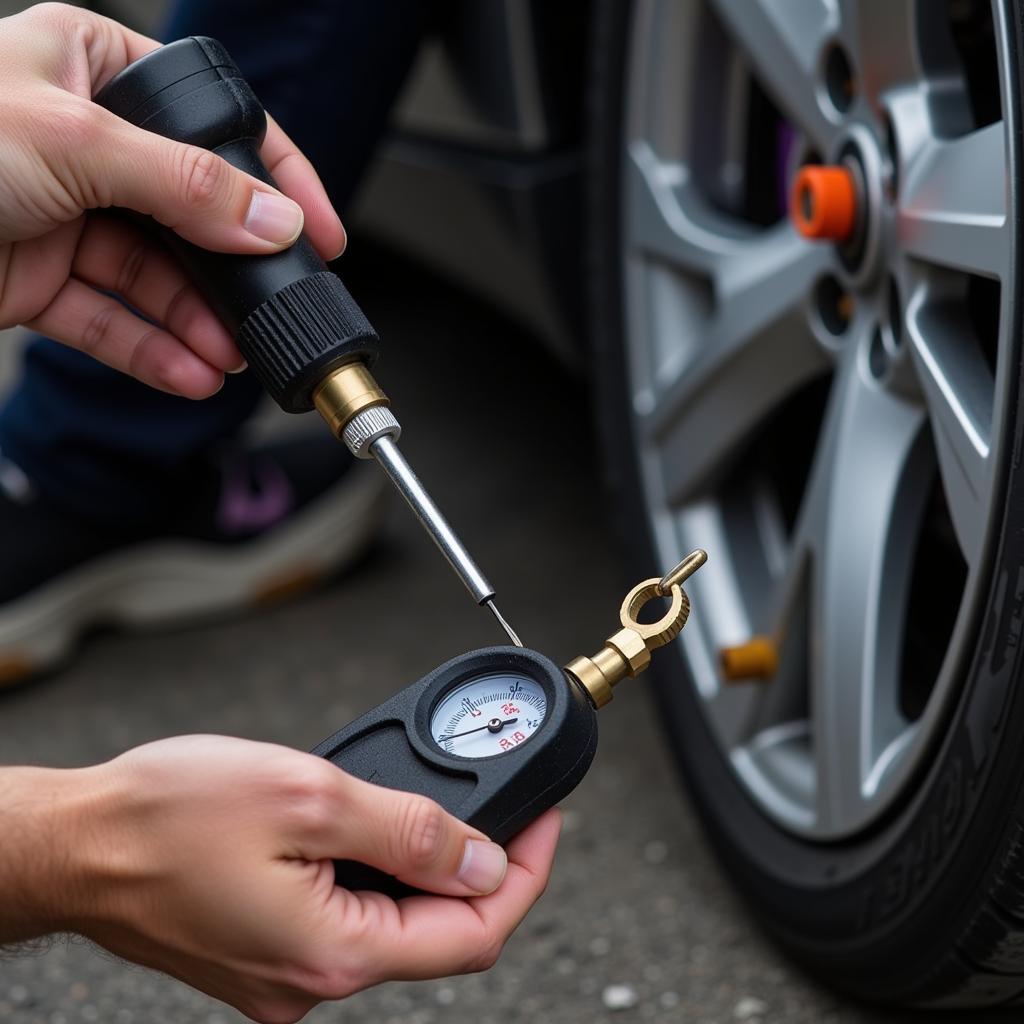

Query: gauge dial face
[{"left": 431, "top": 672, "right": 547, "bottom": 758}]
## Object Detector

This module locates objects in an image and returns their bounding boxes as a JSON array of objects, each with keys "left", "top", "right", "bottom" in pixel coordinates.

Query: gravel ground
[{"left": 0, "top": 251, "right": 1019, "bottom": 1024}]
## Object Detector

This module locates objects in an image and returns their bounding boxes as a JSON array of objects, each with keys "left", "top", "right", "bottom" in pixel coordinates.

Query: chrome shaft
[
  {"left": 334, "top": 398, "right": 523, "bottom": 647},
  {"left": 371, "top": 435, "right": 492, "bottom": 602},
  {"left": 370, "top": 436, "right": 523, "bottom": 645}
]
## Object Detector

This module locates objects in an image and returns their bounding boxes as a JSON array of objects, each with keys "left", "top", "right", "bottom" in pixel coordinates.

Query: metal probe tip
[{"left": 485, "top": 599, "right": 523, "bottom": 647}]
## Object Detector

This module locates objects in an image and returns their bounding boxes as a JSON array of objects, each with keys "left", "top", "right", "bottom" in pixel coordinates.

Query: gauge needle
[{"left": 441, "top": 717, "right": 518, "bottom": 742}]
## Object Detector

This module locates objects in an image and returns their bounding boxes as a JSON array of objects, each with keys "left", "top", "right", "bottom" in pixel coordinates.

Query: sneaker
[{"left": 0, "top": 435, "right": 385, "bottom": 684}]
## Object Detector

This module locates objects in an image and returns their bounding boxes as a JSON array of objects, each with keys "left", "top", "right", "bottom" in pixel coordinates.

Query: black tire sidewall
[{"left": 587, "top": 0, "right": 1024, "bottom": 1003}]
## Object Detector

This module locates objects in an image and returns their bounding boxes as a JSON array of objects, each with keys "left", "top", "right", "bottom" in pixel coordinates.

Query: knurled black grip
[{"left": 94, "top": 37, "right": 379, "bottom": 413}]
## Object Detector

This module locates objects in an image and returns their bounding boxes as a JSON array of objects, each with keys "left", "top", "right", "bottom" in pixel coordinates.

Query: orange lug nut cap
[{"left": 790, "top": 165, "right": 857, "bottom": 242}]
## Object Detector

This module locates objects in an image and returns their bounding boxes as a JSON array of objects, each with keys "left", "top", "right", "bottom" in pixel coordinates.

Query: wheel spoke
[
  {"left": 796, "top": 355, "right": 930, "bottom": 833},
  {"left": 835, "top": 0, "right": 921, "bottom": 103},
  {"left": 642, "top": 225, "right": 831, "bottom": 505},
  {"left": 707, "top": 0, "right": 837, "bottom": 148},
  {"left": 626, "top": 141, "right": 750, "bottom": 274},
  {"left": 898, "top": 122, "right": 1010, "bottom": 280},
  {"left": 905, "top": 287, "right": 993, "bottom": 566}
]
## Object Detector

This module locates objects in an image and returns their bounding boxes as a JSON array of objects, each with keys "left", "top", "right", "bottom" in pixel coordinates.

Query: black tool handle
[{"left": 94, "top": 37, "right": 379, "bottom": 413}]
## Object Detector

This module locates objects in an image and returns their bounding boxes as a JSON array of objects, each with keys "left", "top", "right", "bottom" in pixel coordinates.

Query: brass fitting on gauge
[
  {"left": 313, "top": 362, "right": 390, "bottom": 439},
  {"left": 565, "top": 550, "right": 707, "bottom": 708}
]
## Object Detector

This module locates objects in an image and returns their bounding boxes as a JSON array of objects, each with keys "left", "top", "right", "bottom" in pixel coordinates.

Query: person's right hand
[
  {"left": 55, "top": 735, "right": 561, "bottom": 1023},
  {"left": 0, "top": 3, "right": 347, "bottom": 399}
]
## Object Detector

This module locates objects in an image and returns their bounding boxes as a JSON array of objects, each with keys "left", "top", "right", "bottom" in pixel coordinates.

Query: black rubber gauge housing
[{"left": 312, "top": 646, "right": 598, "bottom": 896}]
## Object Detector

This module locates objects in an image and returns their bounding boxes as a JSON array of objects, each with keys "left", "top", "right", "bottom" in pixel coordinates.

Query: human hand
[
  {"left": 0, "top": 3, "right": 347, "bottom": 398},
  {"left": 60, "top": 736, "right": 561, "bottom": 1023}
]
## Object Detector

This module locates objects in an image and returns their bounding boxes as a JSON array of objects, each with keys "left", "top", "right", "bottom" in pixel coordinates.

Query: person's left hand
[
  {"left": 0, "top": 3, "right": 348, "bottom": 399},
  {"left": 39, "top": 736, "right": 562, "bottom": 1022}
]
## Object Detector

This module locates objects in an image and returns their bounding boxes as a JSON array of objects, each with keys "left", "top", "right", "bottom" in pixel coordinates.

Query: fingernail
[
  {"left": 227, "top": 359, "right": 248, "bottom": 374},
  {"left": 458, "top": 839, "right": 507, "bottom": 894},
  {"left": 244, "top": 191, "right": 303, "bottom": 245},
  {"left": 330, "top": 226, "right": 348, "bottom": 262}
]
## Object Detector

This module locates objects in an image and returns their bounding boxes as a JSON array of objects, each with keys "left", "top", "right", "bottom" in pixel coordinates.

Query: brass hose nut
[
  {"left": 605, "top": 626, "right": 651, "bottom": 676},
  {"left": 564, "top": 551, "right": 705, "bottom": 708},
  {"left": 313, "top": 362, "right": 390, "bottom": 439}
]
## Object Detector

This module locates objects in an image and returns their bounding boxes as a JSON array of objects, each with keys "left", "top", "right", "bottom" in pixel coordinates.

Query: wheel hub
[{"left": 792, "top": 125, "right": 890, "bottom": 289}]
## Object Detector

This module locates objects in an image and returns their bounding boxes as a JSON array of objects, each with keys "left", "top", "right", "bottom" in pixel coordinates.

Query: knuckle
[
  {"left": 178, "top": 147, "right": 225, "bottom": 210},
  {"left": 79, "top": 303, "right": 116, "bottom": 355},
  {"left": 280, "top": 758, "right": 334, "bottom": 800},
  {"left": 114, "top": 241, "right": 147, "bottom": 299},
  {"left": 161, "top": 282, "right": 192, "bottom": 331},
  {"left": 528, "top": 865, "right": 553, "bottom": 903},
  {"left": 393, "top": 796, "right": 446, "bottom": 870},
  {"left": 26, "top": 2, "right": 74, "bottom": 27},
  {"left": 279, "top": 935, "right": 371, "bottom": 1003},
  {"left": 307, "top": 961, "right": 362, "bottom": 1001},
  {"left": 466, "top": 937, "right": 504, "bottom": 974},
  {"left": 308, "top": 900, "right": 383, "bottom": 992},
  {"left": 43, "top": 98, "right": 98, "bottom": 150},
  {"left": 281, "top": 762, "right": 339, "bottom": 832},
  {"left": 126, "top": 328, "right": 165, "bottom": 382}
]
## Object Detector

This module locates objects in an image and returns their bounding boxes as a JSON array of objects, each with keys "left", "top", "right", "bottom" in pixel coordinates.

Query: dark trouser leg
[{"left": 0, "top": 0, "right": 435, "bottom": 526}]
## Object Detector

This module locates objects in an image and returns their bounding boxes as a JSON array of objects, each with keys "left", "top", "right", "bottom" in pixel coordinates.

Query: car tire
[{"left": 587, "top": 0, "right": 1024, "bottom": 1007}]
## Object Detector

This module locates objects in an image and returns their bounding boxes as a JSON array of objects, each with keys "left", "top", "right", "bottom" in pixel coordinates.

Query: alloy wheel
[{"left": 621, "top": 0, "right": 1016, "bottom": 838}]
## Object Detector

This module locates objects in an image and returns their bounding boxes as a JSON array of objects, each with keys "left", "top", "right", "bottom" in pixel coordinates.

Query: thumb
[
  {"left": 315, "top": 773, "right": 509, "bottom": 897},
  {"left": 85, "top": 112, "right": 305, "bottom": 253}
]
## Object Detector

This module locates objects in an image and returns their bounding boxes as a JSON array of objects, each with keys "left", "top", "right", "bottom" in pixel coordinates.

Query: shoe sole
[{"left": 0, "top": 466, "right": 386, "bottom": 684}]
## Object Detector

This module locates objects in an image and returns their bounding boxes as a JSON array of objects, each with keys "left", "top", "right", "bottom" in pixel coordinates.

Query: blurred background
[{"left": 0, "top": 1, "right": 1021, "bottom": 1022}]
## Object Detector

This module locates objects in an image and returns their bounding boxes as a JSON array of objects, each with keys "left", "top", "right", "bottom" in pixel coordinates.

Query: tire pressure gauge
[
  {"left": 432, "top": 672, "right": 547, "bottom": 757},
  {"left": 313, "top": 551, "right": 707, "bottom": 897}
]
